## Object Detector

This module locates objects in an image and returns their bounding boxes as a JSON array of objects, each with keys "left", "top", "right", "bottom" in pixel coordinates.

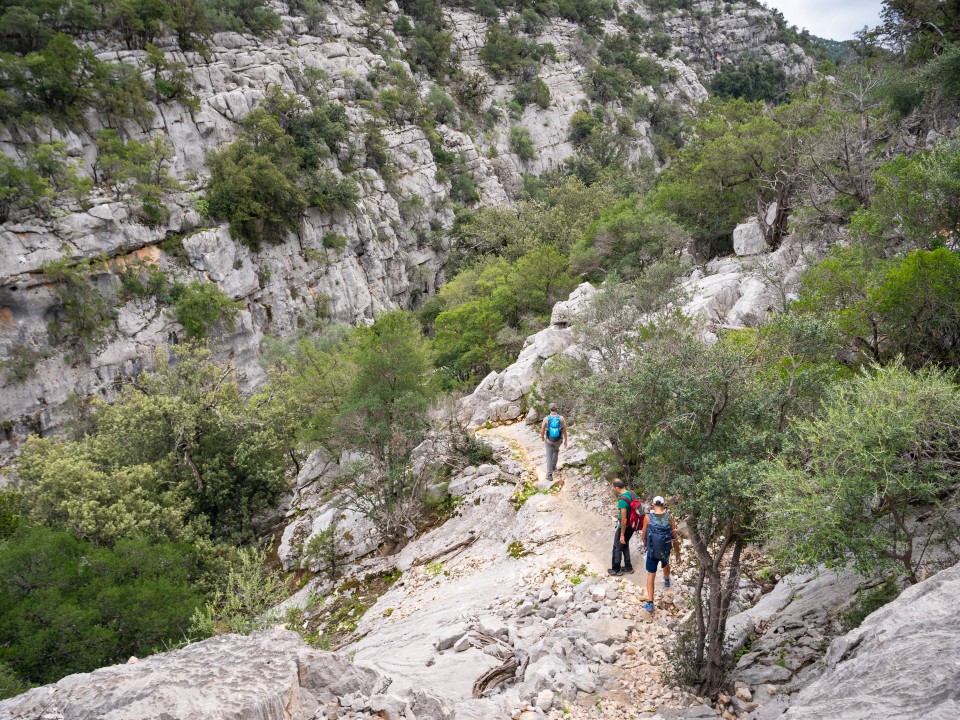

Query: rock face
[
  {"left": 459, "top": 282, "right": 597, "bottom": 428},
  {"left": 0, "top": 630, "right": 437, "bottom": 720},
  {"left": 778, "top": 561, "right": 960, "bottom": 720}
]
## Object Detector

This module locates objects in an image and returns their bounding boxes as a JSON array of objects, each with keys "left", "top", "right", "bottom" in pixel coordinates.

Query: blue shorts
[{"left": 645, "top": 552, "right": 669, "bottom": 573}]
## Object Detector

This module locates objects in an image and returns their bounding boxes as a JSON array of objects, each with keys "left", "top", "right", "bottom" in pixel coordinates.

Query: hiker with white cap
[
  {"left": 640, "top": 495, "right": 679, "bottom": 613},
  {"left": 539, "top": 402, "right": 567, "bottom": 484}
]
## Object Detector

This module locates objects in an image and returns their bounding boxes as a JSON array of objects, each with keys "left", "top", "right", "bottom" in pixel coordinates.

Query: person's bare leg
[
  {"left": 646, "top": 570, "right": 655, "bottom": 604},
  {"left": 663, "top": 564, "right": 671, "bottom": 582}
]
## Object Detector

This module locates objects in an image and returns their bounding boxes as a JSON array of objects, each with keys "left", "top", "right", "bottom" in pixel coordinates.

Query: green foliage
[
  {"left": 763, "top": 362, "right": 960, "bottom": 583},
  {"left": 42, "top": 257, "right": 114, "bottom": 361},
  {"left": 189, "top": 546, "right": 287, "bottom": 636},
  {"left": 652, "top": 97, "right": 808, "bottom": 255},
  {"left": 0, "top": 141, "right": 89, "bottom": 220},
  {"left": 795, "top": 246, "right": 960, "bottom": 368},
  {"left": 711, "top": 60, "right": 789, "bottom": 103},
  {"left": 0, "top": 661, "right": 29, "bottom": 700},
  {"left": 89, "top": 345, "right": 296, "bottom": 542},
  {"left": 509, "top": 125, "right": 535, "bottom": 160},
  {"left": 560, "top": 305, "right": 839, "bottom": 693},
  {"left": 0, "top": 489, "right": 21, "bottom": 541},
  {"left": 513, "top": 76, "right": 550, "bottom": 109},
  {"left": 922, "top": 42, "right": 960, "bottom": 103},
  {"left": 205, "top": 0, "right": 281, "bottom": 36},
  {"left": 841, "top": 578, "right": 902, "bottom": 631},
  {"left": 207, "top": 96, "right": 358, "bottom": 249},
  {"left": 206, "top": 110, "right": 307, "bottom": 250},
  {"left": 0, "top": 526, "right": 202, "bottom": 686},
  {"left": 170, "top": 280, "right": 242, "bottom": 340},
  {"left": 850, "top": 140, "right": 960, "bottom": 250},
  {"left": 0, "top": 33, "right": 153, "bottom": 124},
  {"left": 479, "top": 23, "right": 554, "bottom": 79},
  {"left": 94, "top": 130, "right": 179, "bottom": 224},
  {"left": 570, "top": 198, "right": 687, "bottom": 280},
  {"left": 396, "top": 0, "right": 452, "bottom": 79},
  {"left": 15, "top": 436, "right": 198, "bottom": 546}
]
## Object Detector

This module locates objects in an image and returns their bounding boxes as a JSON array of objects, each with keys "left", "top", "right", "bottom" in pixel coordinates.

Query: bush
[
  {"left": 0, "top": 526, "right": 202, "bottom": 686},
  {"left": 513, "top": 77, "right": 550, "bottom": 109},
  {"left": 190, "top": 546, "right": 287, "bottom": 636},
  {"left": 841, "top": 579, "right": 902, "bottom": 631},
  {"left": 42, "top": 258, "right": 114, "bottom": 361},
  {"left": 170, "top": 280, "right": 242, "bottom": 340},
  {"left": 479, "top": 24, "right": 552, "bottom": 79},
  {"left": 711, "top": 60, "right": 789, "bottom": 103},
  {"left": 206, "top": 110, "right": 308, "bottom": 250},
  {"left": 509, "top": 125, "right": 535, "bottom": 160},
  {"left": 850, "top": 140, "right": 960, "bottom": 250},
  {"left": 94, "top": 130, "right": 179, "bottom": 225}
]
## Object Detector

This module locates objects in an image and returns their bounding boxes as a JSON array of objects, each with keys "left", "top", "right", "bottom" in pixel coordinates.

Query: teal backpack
[{"left": 547, "top": 414, "right": 562, "bottom": 440}]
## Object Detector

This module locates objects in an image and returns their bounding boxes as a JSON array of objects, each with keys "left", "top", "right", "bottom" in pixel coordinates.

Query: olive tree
[{"left": 763, "top": 361, "right": 960, "bottom": 584}]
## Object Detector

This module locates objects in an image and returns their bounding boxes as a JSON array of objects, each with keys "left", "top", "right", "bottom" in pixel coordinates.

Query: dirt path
[{"left": 480, "top": 422, "right": 648, "bottom": 594}]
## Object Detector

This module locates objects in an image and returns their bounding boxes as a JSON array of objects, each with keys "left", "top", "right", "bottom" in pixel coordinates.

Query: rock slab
[{"left": 781, "top": 562, "right": 960, "bottom": 720}]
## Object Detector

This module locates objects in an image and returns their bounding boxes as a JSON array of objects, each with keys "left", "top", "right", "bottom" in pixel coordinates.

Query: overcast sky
[{"left": 762, "top": 1, "right": 885, "bottom": 40}]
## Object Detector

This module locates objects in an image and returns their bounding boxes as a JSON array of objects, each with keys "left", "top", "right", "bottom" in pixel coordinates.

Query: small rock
[
  {"left": 735, "top": 687, "right": 752, "bottom": 701},
  {"left": 453, "top": 635, "right": 472, "bottom": 652},
  {"left": 535, "top": 689, "right": 555, "bottom": 712}
]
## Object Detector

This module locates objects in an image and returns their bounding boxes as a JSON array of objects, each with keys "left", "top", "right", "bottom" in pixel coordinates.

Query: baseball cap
[
  {"left": 653, "top": 496, "right": 665, "bottom": 505},
  {"left": 549, "top": 402, "right": 557, "bottom": 410}
]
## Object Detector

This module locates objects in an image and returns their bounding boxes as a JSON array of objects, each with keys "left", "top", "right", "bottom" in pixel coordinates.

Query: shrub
[
  {"left": 170, "top": 280, "right": 242, "bottom": 339},
  {"left": 94, "top": 130, "right": 179, "bottom": 225},
  {"left": 711, "top": 60, "right": 789, "bottom": 103},
  {"left": 189, "top": 547, "right": 288, "bottom": 636},
  {"left": 585, "top": 64, "right": 634, "bottom": 103},
  {"left": 509, "top": 125, "right": 535, "bottom": 160},
  {"left": 479, "top": 24, "right": 551, "bottom": 79},
  {"left": 0, "top": 526, "right": 202, "bottom": 686},
  {"left": 513, "top": 76, "right": 550, "bottom": 109},
  {"left": 206, "top": 111, "right": 307, "bottom": 250},
  {"left": 42, "top": 258, "right": 114, "bottom": 361},
  {"left": 307, "top": 170, "right": 359, "bottom": 214},
  {"left": 322, "top": 232, "right": 348, "bottom": 250},
  {"left": 841, "top": 579, "right": 902, "bottom": 631}
]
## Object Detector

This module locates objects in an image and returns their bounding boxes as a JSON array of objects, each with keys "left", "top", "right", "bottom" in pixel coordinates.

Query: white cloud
[{"left": 762, "top": 0, "right": 885, "bottom": 40}]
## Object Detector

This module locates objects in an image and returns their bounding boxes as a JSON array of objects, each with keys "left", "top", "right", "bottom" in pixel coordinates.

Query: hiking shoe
[
  {"left": 664, "top": 578, "right": 671, "bottom": 588},
  {"left": 607, "top": 568, "right": 623, "bottom": 576},
  {"left": 643, "top": 602, "right": 654, "bottom": 613},
  {"left": 622, "top": 567, "right": 635, "bottom": 574}
]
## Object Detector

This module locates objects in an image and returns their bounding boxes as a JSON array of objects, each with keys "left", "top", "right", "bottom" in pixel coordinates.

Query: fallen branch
[{"left": 412, "top": 531, "right": 478, "bottom": 567}]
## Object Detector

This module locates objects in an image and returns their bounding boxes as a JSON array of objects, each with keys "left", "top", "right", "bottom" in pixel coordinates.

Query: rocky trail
[{"left": 336, "top": 421, "right": 709, "bottom": 720}]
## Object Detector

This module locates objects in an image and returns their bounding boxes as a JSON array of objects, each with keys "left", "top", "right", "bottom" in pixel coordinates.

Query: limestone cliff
[{"left": 0, "top": 0, "right": 814, "bottom": 460}]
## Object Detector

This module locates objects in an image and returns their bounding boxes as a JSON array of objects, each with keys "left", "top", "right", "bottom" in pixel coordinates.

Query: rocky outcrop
[
  {"left": 656, "top": 0, "right": 815, "bottom": 78},
  {"left": 0, "top": 629, "right": 453, "bottom": 720},
  {"left": 772, "top": 561, "right": 960, "bottom": 720},
  {"left": 459, "top": 282, "right": 597, "bottom": 428}
]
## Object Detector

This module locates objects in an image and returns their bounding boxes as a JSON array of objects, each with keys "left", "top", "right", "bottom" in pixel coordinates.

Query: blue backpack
[
  {"left": 646, "top": 512, "right": 673, "bottom": 561},
  {"left": 547, "top": 414, "right": 562, "bottom": 440}
]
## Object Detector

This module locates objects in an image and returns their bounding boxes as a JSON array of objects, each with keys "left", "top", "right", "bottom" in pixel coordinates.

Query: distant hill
[{"left": 812, "top": 35, "right": 856, "bottom": 66}]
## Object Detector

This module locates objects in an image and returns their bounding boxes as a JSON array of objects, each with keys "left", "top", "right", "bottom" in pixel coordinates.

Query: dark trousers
[{"left": 611, "top": 526, "right": 634, "bottom": 571}]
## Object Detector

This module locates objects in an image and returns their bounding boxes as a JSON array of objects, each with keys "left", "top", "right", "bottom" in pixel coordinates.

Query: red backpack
[{"left": 623, "top": 491, "right": 643, "bottom": 531}]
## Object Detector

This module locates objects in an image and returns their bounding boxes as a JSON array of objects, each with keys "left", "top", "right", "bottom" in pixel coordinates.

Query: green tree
[
  {"left": 565, "top": 311, "right": 837, "bottom": 693},
  {"left": 91, "top": 345, "right": 295, "bottom": 542},
  {"left": 570, "top": 199, "right": 688, "bottom": 279},
  {"left": 14, "top": 437, "right": 197, "bottom": 546},
  {"left": 850, "top": 139, "right": 960, "bottom": 249},
  {"left": 169, "top": 280, "right": 242, "bottom": 340},
  {"left": 0, "top": 526, "right": 201, "bottom": 685},
  {"left": 763, "top": 362, "right": 960, "bottom": 583},
  {"left": 206, "top": 109, "right": 307, "bottom": 250}
]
